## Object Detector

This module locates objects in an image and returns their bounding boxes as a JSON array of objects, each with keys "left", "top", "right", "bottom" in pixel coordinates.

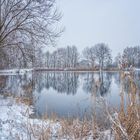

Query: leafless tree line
[
  {"left": 34, "top": 43, "right": 112, "bottom": 70},
  {"left": 35, "top": 45, "right": 79, "bottom": 69},
  {"left": 17, "top": 43, "right": 140, "bottom": 70}
]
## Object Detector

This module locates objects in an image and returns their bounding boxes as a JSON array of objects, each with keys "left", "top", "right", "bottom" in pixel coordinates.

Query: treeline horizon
[
  {"left": 1, "top": 42, "right": 140, "bottom": 70},
  {"left": 34, "top": 43, "right": 140, "bottom": 70}
]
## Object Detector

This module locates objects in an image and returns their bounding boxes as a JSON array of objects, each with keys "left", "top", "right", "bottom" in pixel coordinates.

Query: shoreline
[{"left": 0, "top": 68, "right": 138, "bottom": 73}]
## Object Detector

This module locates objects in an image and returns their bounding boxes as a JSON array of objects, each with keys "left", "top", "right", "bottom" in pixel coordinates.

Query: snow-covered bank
[
  {"left": 0, "top": 96, "right": 61, "bottom": 140},
  {"left": 0, "top": 69, "right": 33, "bottom": 75}
]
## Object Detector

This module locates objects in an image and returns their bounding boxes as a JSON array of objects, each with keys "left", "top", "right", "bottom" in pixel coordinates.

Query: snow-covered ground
[
  {"left": 0, "top": 69, "right": 33, "bottom": 75},
  {"left": 0, "top": 96, "right": 61, "bottom": 140}
]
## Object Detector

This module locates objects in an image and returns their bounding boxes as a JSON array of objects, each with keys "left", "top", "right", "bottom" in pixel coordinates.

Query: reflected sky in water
[{"left": 0, "top": 71, "right": 140, "bottom": 118}]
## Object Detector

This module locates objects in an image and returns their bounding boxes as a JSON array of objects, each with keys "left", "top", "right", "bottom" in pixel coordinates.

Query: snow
[
  {"left": 0, "top": 69, "right": 33, "bottom": 75},
  {"left": 0, "top": 96, "right": 61, "bottom": 140}
]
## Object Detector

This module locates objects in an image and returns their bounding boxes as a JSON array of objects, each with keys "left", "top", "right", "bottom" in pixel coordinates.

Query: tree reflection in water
[
  {"left": 83, "top": 72, "right": 112, "bottom": 96},
  {"left": 0, "top": 72, "right": 114, "bottom": 97},
  {"left": 98, "top": 72, "right": 112, "bottom": 96},
  {"left": 34, "top": 72, "right": 79, "bottom": 95}
]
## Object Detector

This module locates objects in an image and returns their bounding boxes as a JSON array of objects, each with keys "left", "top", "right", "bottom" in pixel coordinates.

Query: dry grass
[
  {"left": 59, "top": 118, "right": 92, "bottom": 139},
  {"left": 16, "top": 97, "right": 33, "bottom": 105},
  {"left": 104, "top": 71, "right": 140, "bottom": 140},
  {"left": 115, "top": 72, "right": 140, "bottom": 140}
]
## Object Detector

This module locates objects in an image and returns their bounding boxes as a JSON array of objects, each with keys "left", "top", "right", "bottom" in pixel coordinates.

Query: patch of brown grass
[
  {"left": 16, "top": 97, "right": 33, "bottom": 105},
  {"left": 58, "top": 118, "right": 92, "bottom": 139}
]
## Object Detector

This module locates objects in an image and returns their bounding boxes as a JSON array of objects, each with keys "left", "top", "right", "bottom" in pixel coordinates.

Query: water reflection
[
  {"left": 82, "top": 72, "right": 112, "bottom": 96},
  {"left": 34, "top": 72, "right": 79, "bottom": 95},
  {"left": 0, "top": 71, "right": 139, "bottom": 118}
]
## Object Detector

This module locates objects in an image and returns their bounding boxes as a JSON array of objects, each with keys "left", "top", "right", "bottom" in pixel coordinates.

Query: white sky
[{"left": 54, "top": 0, "right": 140, "bottom": 57}]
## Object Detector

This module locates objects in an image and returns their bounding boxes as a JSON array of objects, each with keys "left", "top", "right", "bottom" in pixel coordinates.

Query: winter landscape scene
[{"left": 0, "top": 0, "right": 140, "bottom": 140}]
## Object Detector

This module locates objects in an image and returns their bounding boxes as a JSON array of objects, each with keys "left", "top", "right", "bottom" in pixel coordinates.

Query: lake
[{"left": 0, "top": 71, "right": 140, "bottom": 119}]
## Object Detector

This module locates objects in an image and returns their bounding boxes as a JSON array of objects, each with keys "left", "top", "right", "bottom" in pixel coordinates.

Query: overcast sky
[{"left": 55, "top": 0, "right": 140, "bottom": 57}]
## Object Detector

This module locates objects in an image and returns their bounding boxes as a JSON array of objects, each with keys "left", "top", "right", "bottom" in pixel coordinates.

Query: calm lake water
[{"left": 0, "top": 71, "right": 140, "bottom": 119}]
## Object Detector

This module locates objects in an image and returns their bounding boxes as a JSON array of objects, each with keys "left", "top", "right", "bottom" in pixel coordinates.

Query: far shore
[
  {"left": 0, "top": 67, "right": 139, "bottom": 74},
  {"left": 34, "top": 68, "right": 120, "bottom": 72}
]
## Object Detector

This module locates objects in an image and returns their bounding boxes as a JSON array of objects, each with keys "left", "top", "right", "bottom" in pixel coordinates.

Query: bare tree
[
  {"left": 94, "top": 43, "right": 112, "bottom": 71},
  {"left": 51, "top": 50, "right": 57, "bottom": 68},
  {"left": 83, "top": 47, "right": 96, "bottom": 68},
  {"left": 0, "top": 48, "right": 8, "bottom": 68},
  {"left": 45, "top": 51, "right": 51, "bottom": 68},
  {"left": 83, "top": 44, "right": 112, "bottom": 70},
  {"left": 70, "top": 46, "right": 79, "bottom": 68},
  {"left": 122, "top": 46, "right": 140, "bottom": 68},
  {"left": 56, "top": 48, "right": 67, "bottom": 68},
  {"left": 114, "top": 53, "right": 122, "bottom": 69},
  {"left": 0, "top": 0, "right": 62, "bottom": 68}
]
